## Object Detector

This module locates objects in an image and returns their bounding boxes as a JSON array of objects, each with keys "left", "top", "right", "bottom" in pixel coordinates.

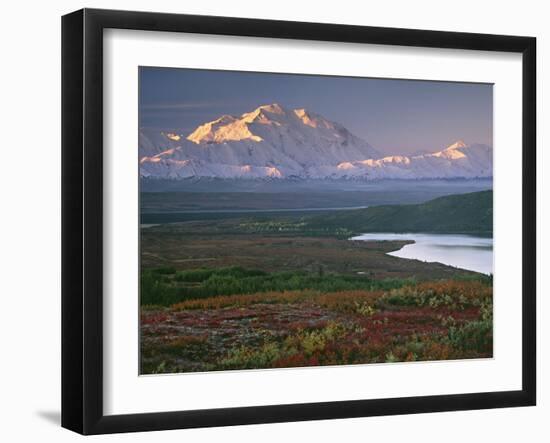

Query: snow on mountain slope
[
  {"left": 318, "top": 141, "right": 493, "bottom": 180},
  {"left": 139, "top": 104, "right": 492, "bottom": 180}
]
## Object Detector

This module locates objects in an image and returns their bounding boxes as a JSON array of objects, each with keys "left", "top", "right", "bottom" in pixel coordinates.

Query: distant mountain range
[{"left": 139, "top": 103, "right": 493, "bottom": 181}]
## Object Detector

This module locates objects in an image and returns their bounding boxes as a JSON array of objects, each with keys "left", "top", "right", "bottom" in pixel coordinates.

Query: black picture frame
[{"left": 61, "top": 8, "right": 536, "bottom": 435}]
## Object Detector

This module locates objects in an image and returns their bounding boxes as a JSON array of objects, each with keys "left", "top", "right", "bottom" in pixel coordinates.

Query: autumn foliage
[{"left": 141, "top": 277, "right": 492, "bottom": 374}]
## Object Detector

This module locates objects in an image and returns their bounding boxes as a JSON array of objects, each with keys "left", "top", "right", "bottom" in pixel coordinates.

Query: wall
[{"left": 0, "top": 0, "right": 546, "bottom": 441}]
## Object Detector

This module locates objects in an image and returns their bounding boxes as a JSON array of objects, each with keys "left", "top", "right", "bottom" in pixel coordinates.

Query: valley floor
[{"left": 139, "top": 218, "right": 493, "bottom": 374}]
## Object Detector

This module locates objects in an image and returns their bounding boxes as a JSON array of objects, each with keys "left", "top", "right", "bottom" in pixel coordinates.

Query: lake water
[{"left": 351, "top": 233, "right": 493, "bottom": 275}]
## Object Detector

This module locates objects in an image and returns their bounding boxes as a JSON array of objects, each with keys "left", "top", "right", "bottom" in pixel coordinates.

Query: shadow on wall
[{"left": 36, "top": 410, "right": 60, "bottom": 426}]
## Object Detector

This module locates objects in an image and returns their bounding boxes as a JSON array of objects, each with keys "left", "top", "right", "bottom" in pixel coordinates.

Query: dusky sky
[{"left": 139, "top": 67, "right": 493, "bottom": 156}]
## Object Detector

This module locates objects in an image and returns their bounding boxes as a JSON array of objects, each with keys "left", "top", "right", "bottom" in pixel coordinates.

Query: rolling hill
[{"left": 306, "top": 190, "right": 493, "bottom": 235}]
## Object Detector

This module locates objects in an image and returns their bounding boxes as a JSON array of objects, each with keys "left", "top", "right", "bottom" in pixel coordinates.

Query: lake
[{"left": 351, "top": 233, "right": 493, "bottom": 275}]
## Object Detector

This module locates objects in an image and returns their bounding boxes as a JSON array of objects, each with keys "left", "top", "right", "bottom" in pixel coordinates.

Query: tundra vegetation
[
  {"left": 140, "top": 191, "right": 493, "bottom": 374},
  {"left": 141, "top": 269, "right": 492, "bottom": 373}
]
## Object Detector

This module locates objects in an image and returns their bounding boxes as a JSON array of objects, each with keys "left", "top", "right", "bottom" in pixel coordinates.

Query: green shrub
[
  {"left": 140, "top": 271, "right": 178, "bottom": 306},
  {"left": 447, "top": 319, "right": 493, "bottom": 353},
  {"left": 151, "top": 266, "right": 177, "bottom": 275},
  {"left": 141, "top": 266, "right": 416, "bottom": 306},
  {"left": 175, "top": 268, "right": 215, "bottom": 283}
]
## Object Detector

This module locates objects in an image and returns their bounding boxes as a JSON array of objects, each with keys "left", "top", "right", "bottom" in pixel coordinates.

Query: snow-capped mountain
[
  {"left": 317, "top": 141, "right": 493, "bottom": 180},
  {"left": 139, "top": 104, "right": 492, "bottom": 180}
]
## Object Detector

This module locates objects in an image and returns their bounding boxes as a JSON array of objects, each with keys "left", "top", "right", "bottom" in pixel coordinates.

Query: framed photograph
[{"left": 62, "top": 8, "right": 536, "bottom": 435}]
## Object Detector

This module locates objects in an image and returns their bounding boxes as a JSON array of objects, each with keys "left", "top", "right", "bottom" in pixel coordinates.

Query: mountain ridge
[{"left": 139, "top": 103, "right": 493, "bottom": 181}]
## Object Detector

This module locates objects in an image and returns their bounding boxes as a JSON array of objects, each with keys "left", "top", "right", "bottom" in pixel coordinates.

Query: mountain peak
[
  {"left": 187, "top": 103, "right": 349, "bottom": 145},
  {"left": 445, "top": 140, "right": 468, "bottom": 150},
  {"left": 186, "top": 112, "right": 261, "bottom": 144},
  {"left": 240, "top": 103, "right": 289, "bottom": 125},
  {"left": 256, "top": 103, "right": 286, "bottom": 114}
]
